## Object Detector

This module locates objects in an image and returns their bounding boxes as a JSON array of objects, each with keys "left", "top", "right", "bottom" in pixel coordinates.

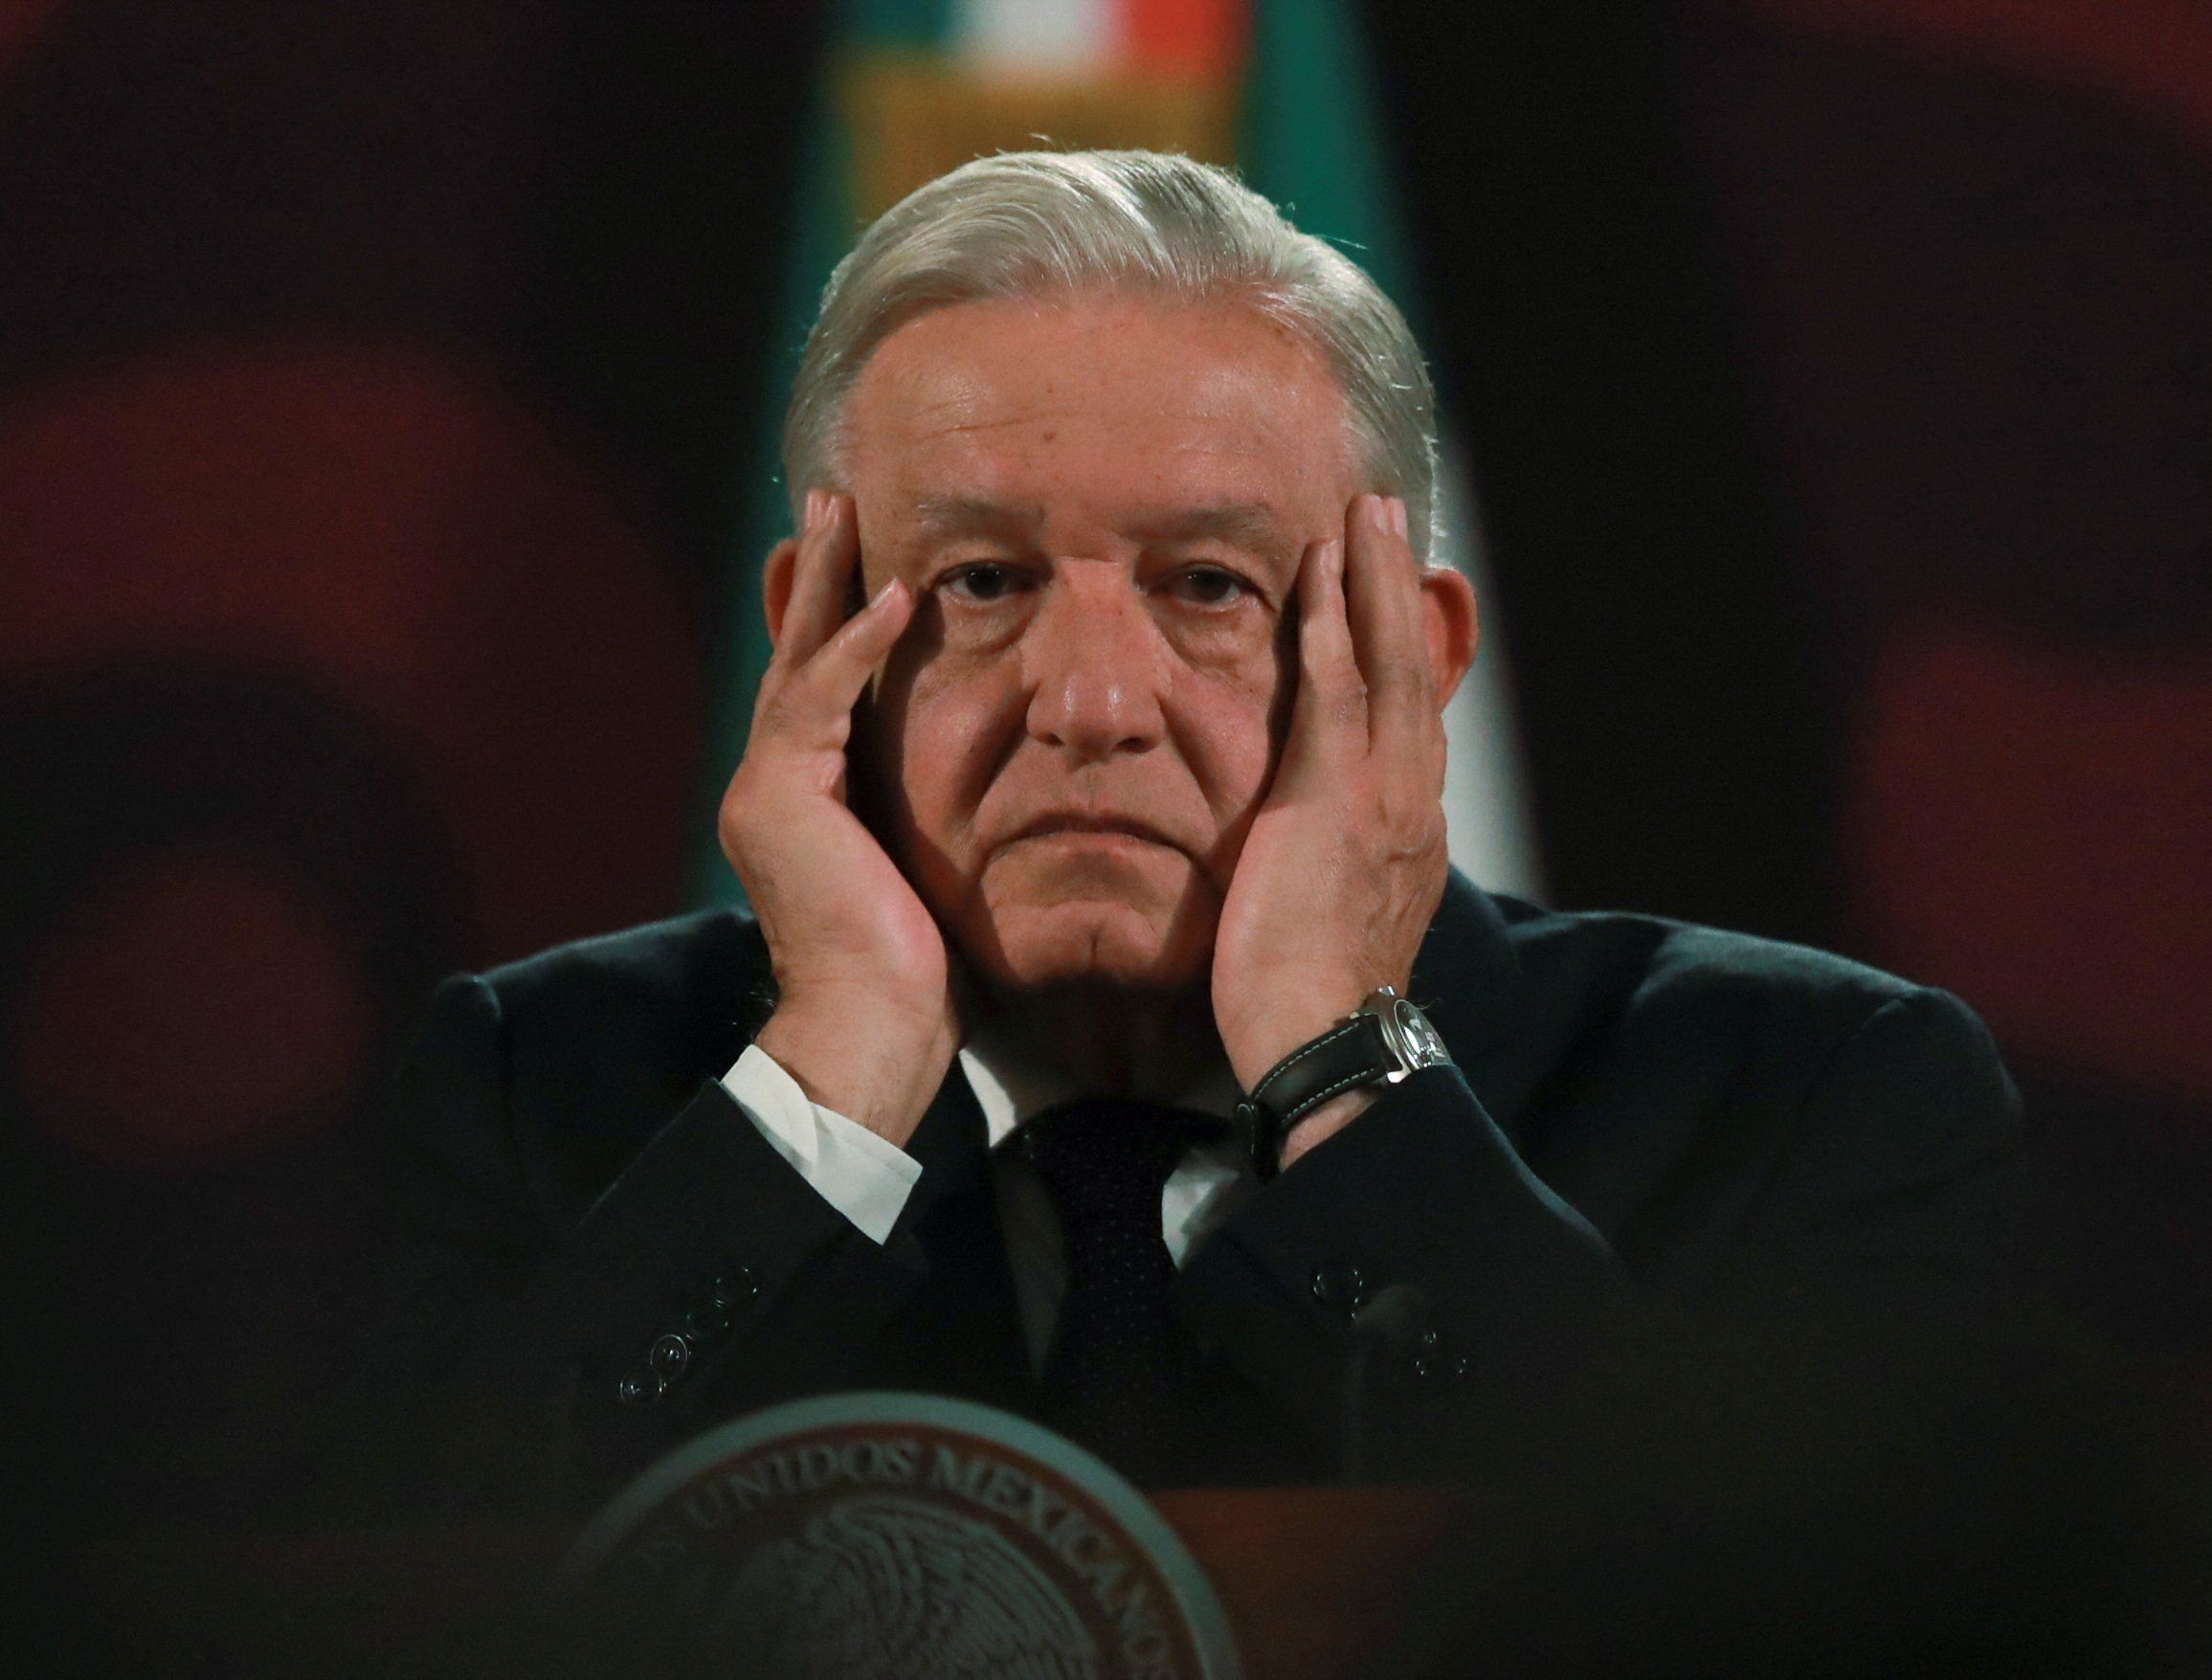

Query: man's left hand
[{"left": 1212, "top": 493, "right": 1454, "bottom": 1168}]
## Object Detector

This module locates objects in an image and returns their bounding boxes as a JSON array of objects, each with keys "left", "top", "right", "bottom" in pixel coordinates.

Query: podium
[
  {"left": 1151, "top": 1488, "right": 1462, "bottom": 1678},
  {"left": 52, "top": 1490, "right": 1464, "bottom": 1679}
]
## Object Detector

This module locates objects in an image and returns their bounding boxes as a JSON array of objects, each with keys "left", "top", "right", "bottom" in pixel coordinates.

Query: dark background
[{"left": 1, "top": 0, "right": 2206, "bottom": 1542}]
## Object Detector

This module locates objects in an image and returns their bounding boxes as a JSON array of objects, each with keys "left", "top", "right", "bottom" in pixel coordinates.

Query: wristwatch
[{"left": 1237, "top": 986, "right": 1452, "bottom": 1178}]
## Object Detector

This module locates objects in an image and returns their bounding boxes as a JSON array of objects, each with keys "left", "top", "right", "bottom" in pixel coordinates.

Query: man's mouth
[{"left": 1003, "top": 813, "right": 1178, "bottom": 850}]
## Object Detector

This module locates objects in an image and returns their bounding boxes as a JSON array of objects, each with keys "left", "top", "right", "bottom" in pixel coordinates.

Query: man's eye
[
  {"left": 1171, "top": 566, "right": 1250, "bottom": 607},
  {"left": 942, "top": 563, "right": 1028, "bottom": 603}
]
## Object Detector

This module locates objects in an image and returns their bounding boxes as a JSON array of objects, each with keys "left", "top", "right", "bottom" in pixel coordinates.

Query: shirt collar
[{"left": 956, "top": 1030, "right": 1244, "bottom": 1153}]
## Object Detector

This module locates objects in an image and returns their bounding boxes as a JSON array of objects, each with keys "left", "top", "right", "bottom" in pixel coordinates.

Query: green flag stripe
[
  {"left": 692, "top": 96, "right": 854, "bottom": 903},
  {"left": 1240, "top": 0, "right": 1422, "bottom": 331}
]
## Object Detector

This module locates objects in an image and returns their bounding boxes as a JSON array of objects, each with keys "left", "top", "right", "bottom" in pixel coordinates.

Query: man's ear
[
  {"left": 1419, "top": 563, "right": 1481, "bottom": 707},
  {"left": 762, "top": 537, "right": 801, "bottom": 649}
]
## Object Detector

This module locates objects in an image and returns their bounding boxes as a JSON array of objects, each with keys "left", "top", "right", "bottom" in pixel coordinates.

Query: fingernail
[
  {"left": 1390, "top": 498, "right": 1410, "bottom": 540},
  {"left": 1364, "top": 496, "right": 1393, "bottom": 535},
  {"left": 803, "top": 488, "right": 825, "bottom": 529},
  {"left": 1321, "top": 537, "right": 1345, "bottom": 581},
  {"left": 869, "top": 577, "right": 905, "bottom": 612}
]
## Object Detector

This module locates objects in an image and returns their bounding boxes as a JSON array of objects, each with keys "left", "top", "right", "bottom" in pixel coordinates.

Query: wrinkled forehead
[
  {"left": 840, "top": 293, "right": 1358, "bottom": 536},
  {"left": 908, "top": 491, "right": 1310, "bottom": 580}
]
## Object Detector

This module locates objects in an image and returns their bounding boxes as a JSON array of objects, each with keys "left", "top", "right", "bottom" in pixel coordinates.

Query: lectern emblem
[{"left": 556, "top": 1393, "right": 1242, "bottom": 1679}]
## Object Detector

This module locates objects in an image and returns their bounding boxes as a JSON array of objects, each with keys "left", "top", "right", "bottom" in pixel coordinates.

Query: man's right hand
[{"left": 718, "top": 490, "right": 956, "bottom": 1149}]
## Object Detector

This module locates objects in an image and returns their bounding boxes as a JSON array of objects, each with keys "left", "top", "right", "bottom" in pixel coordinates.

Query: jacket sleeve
[
  {"left": 1722, "top": 986, "right": 2025, "bottom": 1312},
  {"left": 1175, "top": 985, "right": 2024, "bottom": 1480},
  {"left": 329, "top": 973, "right": 939, "bottom": 1521},
  {"left": 1176, "top": 1064, "right": 1620, "bottom": 1472}
]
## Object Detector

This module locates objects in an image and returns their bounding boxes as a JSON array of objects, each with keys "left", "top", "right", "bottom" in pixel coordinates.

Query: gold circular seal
[{"left": 556, "top": 1393, "right": 1241, "bottom": 1680}]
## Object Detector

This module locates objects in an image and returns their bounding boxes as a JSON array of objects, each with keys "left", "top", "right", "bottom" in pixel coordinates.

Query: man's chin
[{"left": 957, "top": 901, "right": 1214, "bottom": 997}]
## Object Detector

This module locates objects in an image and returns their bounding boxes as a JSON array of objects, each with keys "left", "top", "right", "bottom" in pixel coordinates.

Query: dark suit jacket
[{"left": 338, "top": 872, "right": 2022, "bottom": 1521}]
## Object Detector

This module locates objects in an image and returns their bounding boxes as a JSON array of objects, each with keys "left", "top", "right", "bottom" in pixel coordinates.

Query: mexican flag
[{"left": 695, "top": 0, "right": 1542, "bottom": 907}]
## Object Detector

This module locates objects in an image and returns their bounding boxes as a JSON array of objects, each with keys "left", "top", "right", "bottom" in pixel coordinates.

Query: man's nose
[{"left": 1020, "top": 564, "right": 1170, "bottom": 760}]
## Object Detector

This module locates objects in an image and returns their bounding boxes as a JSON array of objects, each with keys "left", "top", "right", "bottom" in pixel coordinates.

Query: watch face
[{"left": 1391, "top": 998, "right": 1450, "bottom": 1069}]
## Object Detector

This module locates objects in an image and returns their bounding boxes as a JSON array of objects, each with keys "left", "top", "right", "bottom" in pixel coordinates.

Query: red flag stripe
[{"left": 1119, "top": 0, "right": 1247, "bottom": 81}]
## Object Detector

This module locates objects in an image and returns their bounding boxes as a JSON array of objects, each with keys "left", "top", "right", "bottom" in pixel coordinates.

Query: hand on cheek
[
  {"left": 719, "top": 491, "right": 960, "bottom": 1147},
  {"left": 1209, "top": 494, "right": 1452, "bottom": 1164}
]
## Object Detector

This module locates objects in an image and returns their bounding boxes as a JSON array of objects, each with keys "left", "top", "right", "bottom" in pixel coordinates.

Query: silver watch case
[{"left": 1360, "top": 985, "right": 1450, "bottom": 1081}]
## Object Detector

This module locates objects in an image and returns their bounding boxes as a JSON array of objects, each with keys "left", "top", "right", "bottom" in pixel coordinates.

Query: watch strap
[{"left": 1237, "top": 1012, "right": 1396, "bottom": 1179}]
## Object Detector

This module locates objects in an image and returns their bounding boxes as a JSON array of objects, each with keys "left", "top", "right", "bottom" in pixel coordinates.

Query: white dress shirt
[{"left": 721, "top": 1035, "right": 1256, "bottom": 1371}]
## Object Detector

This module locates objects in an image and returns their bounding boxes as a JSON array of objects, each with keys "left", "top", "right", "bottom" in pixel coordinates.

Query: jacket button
[
  {"left": 1309, "top": 1258, "right": 1365, "bottom": 1308},
  {"left": 648, "top": 1333, "right": 693, "bottom": 1381},
  {"left": 615, "top": 1371, "right": 665, "bottom": 1407},
  {"left": 712, "top": 1267, "right": 762, "bottom": 1310}
]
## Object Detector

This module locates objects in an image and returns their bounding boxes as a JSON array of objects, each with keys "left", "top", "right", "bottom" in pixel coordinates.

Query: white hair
[{"left": 782, "top": 148, "right": 1440, "bottom": 561}]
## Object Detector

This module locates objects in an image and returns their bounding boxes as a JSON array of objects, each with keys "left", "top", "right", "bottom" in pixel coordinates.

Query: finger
[
  {"left": 779, "top": 576, "right": 914, "bottom": 740},
  {"left": 774, "top": 490, "right": 863, "bottom": 669},
  {"left": 1283, "top": 535, "right": 1363, "bottom": 774},
  {"left": 1344, "top": 493, "right": 1434, "bottom": 748}
]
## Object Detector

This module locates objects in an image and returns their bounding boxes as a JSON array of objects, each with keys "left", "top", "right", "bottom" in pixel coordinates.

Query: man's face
[{"left": 842, "top": 291, "right": 1364, "bottom": 997}]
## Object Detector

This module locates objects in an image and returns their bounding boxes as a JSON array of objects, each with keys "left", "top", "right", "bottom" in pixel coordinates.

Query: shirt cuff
[{"left": 721, "top": 1043, "right": 922, "bottom": 1244}]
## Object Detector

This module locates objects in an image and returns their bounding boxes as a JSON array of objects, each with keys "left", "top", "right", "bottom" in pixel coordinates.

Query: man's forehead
[
  {"left": 910, "top": 494, "right": 1297, "bottom": 551},
  {"left": 842, "top": 294, "right": 1359, "bottom": 564},
  {"left": 852, "top": 294, "right": 1347, "bottom": 437}
]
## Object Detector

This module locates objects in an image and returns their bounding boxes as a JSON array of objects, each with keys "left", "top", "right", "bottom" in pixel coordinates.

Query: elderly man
[{"left": 359, "top": 150, "right": 2020, "bottom": 1512}]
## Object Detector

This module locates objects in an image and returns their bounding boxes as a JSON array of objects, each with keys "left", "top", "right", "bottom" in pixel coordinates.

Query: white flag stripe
[
  {"left": 1435, "top": 438, "right": 1547, "bottom": 903},
  {"left": 952, "top": 0, "right": 1115, "bottom": 73}
]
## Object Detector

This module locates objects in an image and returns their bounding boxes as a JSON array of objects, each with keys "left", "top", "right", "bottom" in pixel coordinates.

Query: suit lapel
[{"left": 851, "top": 1066, "right": 1034, "bottom": 1414}]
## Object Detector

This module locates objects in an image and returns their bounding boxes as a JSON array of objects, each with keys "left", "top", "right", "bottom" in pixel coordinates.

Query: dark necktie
[{"left": 1020, "top": 1096, "right": 1226, "bottom": 1487}]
